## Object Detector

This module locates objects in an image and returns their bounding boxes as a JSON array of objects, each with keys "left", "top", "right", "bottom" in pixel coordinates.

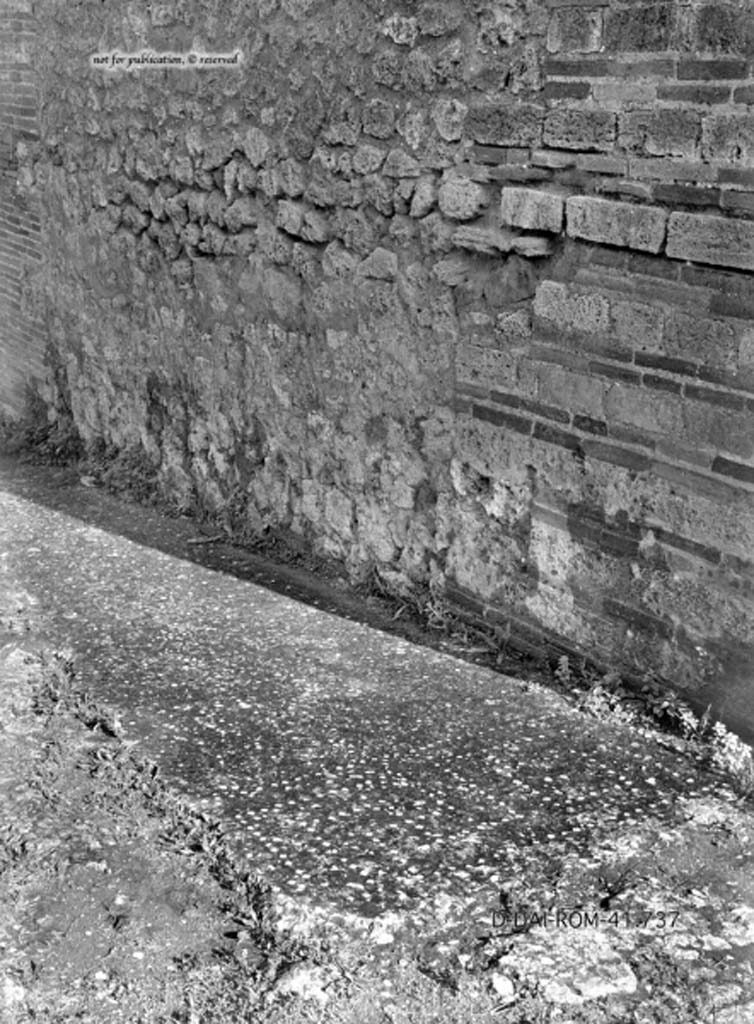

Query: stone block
[
  {"left": 547, "top": 8, "right": 602, "bottom": 53},
  {"left": 619, "top": 110, "right": 701, "bottom": 160},
  {"left": 678, "top": 58, "right": 749, "bottom": 80},
  {"left": 534, "top": 281, "right": 611, "bottom": 335},
  {"left": 666, "top": 213, "right": 754, "bottom": 271},
  {"left": 702, "top": 115, "right": 754, "bottom": 164},
  {"left": 566, "top": 197, "right": 667, "bottom": 253},
  {"left": 610, "top": 298, "right": 664, "bottom": 352},
  {"left": 465, "top": 103, "right": 544, "bottom": 147},
  {"left": 694, "top": 5, "right": 754, "bottom": 54},
  {"left": 536, "top": 364, "right": 607, "bottom": 419},
  {"left": 544, "top": 109, "right": 616, "bottom": 152},
  {"left": 604, "top": 384, "right": 684, "bottom": 438},
  {"left": 604, "top": 3, "right": 673, "bottom": 52},
  {"left": 500, "top": 188, "right": 564, "bottom": 233},
  {"left": 438, "top": 178, "right": 488, "bottom": 220},
  {"left": 664, "top": 310, "right": 739, "bottom": 367}
]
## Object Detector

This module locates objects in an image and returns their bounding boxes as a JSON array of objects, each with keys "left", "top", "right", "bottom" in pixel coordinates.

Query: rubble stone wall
[
  {"left": 0, "top": 0, "right": 44, "bottom": 417},
  {"left": 10, "top": 0, "right": 754, "bottom": 736}
]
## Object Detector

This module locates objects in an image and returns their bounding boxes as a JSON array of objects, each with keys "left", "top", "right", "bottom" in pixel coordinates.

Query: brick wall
[
  {"left": 13, "top": 0, "right": 754, "bottom": 738},
  {"left": 453, "top": 0, "right": 754, "bottom": 738},
  {"left": 0, "top": 0, "right": 43, "bottom": 418}
]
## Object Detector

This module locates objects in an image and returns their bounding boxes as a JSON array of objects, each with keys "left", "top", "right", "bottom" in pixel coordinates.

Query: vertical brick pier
[{"left": 0, "top": 0, "right": 43, "bottom": 418}]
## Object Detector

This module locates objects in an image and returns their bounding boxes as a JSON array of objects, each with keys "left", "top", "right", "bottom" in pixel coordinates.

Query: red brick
[
  {"left": 635, "top": 351, "right": 697, "bottom": 377},
  {"left": 573, "top": 414, "right": 608, "bottom": 436},
  {"left": 583, "top": 439, "right": 653, "bottom": 472},
  {"left": 709, "top": 292, "right": 754, "bottom": 320},
  {"left": 653, "top": 183, "right": 721, "bottom": 207},
  {"left": 542, "top": 81, "right": 591, "bottom": 101},
  {"left": 533, "top": 421, "right": 582, "bottom": 452},
  {"left": 485, "top": 165, "right": 551, "bottom": 184},
  {"left": 697, "top": 364, "right": 754, "bottom": 396},
  {"left": 657, "top": 84, "right": 731, "bottom": 104},
  {"left": 596, "top": 179, "right": 654, "bottom": 202},
  {"left": 720, "top": 190, "right": 754, "bottom": 215},
  {"left": 472, "top": 403, "right": 533, "bottom": 436},
  {"left": 490, "top": 390, "right": 571, "bottom": 424},
  {"left": 643, "top": 374, "right": 682, "bottom": 395},
  {"left": 679, "top": 263, "right": 754, "bottom": 294},
  {"left": 545, "top": 57, "right": 611, "bottom": 78},
  {"left": 712, "top": 456, "right": 754, "bottom": 485},
  {"left": 603, "top": 598, "right": 673, "bottom": 640},
  {"left": 444, "top": 583, "right": 486, "bottom": 621},
  {"left": 652, "top": 526, "right": 721, "bottom": 565},
  {"left": 612, "top": 58, "right": 677, "bottom": 79},
  {"left": 552, "top": 168, "right": 594, "bottom": 189},
  {"left": 547, "top": 0, "right": 610, "bottom": 7},
  {"left": 626, "top": 252, "right": 680, "bottom": 279},
  {"left": 684, "top": 384, "right": 746, "bottom": 411},
  {"left": 678, "top": 58, "right": 748, "bottom": 80},
  {"left": 718, "top": 167, "right": 754, "bottom": 187},
  {"left": 470, "top": 145, "right": 531, "bottom": 165},
  {"left": 589, "top": 360, "right": 641, "bottom": 384}
]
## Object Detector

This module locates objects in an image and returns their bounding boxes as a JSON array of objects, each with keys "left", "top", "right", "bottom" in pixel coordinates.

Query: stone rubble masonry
[{"left": 4, "top": 0, "right": 754, "bottom": 740}]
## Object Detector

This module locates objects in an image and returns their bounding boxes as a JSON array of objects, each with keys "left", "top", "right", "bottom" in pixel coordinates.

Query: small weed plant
[
  {"left": 708, "top": 720, "right": 754, "bottom": 797},
  {"left": 564, "top": 655, "right": 754, "bottom": 799}
]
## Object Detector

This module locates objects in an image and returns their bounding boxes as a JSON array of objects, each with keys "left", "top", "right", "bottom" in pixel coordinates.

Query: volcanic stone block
[
  {"left": 438, "top": 179, "right": 488, "bottom": 221},
  {"left": 604, "top": 3, "right": 673, "bottom": 52},
  {"left": 702, "top": 115, "right": 754, "bottom": 163},
  {"left": 566, "top": 196, "right": 667, "bottom": 253},
  {"left": 547, "top": 8, "right": 602, "bottom": 53},
  {"left": 534, "top": 281, "right": 611, "bottom": 336},
  {"left": 666, "top": 213, "right": 754, "bottom": 270},
  {"left": 500, "top": 188, "right": 564, "bottom": 233},
  {"left": 544, "top": 109, "right": 616, "bottom": 152},
  {"left": 465, "top": 103, "right": 544, "bottom": 146}
]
